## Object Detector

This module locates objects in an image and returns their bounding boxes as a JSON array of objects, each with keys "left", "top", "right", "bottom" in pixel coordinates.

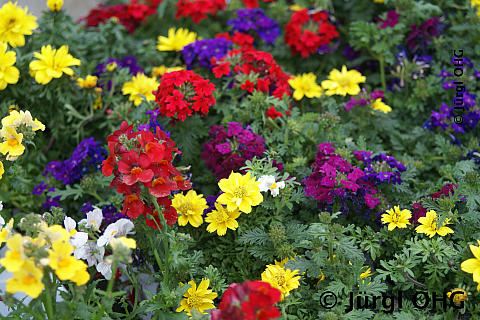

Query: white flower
[
  {"left": 79, "top": 207, "right": 103, "bottom": 231},
  {"left": 258, "top": 175, "right": 286, "bottom": 197},
  {"left": 64, "top": 217, "right": 89, "bottom": 256},
  {"left": 75, "top": 241, "right": 105, "bottom": 266},
  {"left": 97, "top": 261, "right": 112, "bottom": 280},
  {"left": 0, "top": 200, "right": 3, "bottom": 211},
  {"left": 97, "top": 219, "right": 135, "bottom": 247},
  {"left": 0, "top": 214, "right": 4, "bottom": 228}
]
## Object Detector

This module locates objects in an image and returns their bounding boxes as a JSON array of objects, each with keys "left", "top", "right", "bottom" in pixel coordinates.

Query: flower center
[
  {"left": 273, "top": 273, "right": 286, "bottom": 287},
  {"left": 179, "top": 202, "right": 194, "bottom": 214},
  {"left": 6, "top": 18, "right": 16, "bottom": 29},
  {"left": 58, "top": 258, "right": 71, "bottom": 268},
  {"left": 152, "top": 177, "right": 165, "bottom": 187},
  {"left": 23, "top": 275, "right": 36, "bottom": 285},
  {"left": 187, "top": 295, "right": 202, "bottom": 309},
  {"left": 233, "top": 186, "right": 247, "bottom": 198},
  {"left": 270, "top": 182, "right": 278, "bottom": 190},
  {"left": 337, "top": 76, "right": 352, "bottom": 88},
  {"left": 7, "top": 138, "right": 18, "bottom": 147},
  {"left": 131, "top": 167, "right": 142, "bottom": 175}
]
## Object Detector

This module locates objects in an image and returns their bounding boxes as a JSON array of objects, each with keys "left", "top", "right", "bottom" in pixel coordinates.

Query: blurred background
[{"left": 0, "top": 0, "right": 103, "bottom": 19}]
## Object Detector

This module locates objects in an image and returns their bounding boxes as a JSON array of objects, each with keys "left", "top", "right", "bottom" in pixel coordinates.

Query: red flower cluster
[
  {"left": 82, "top": 0, "right": 162, "bottom": 33},
  {"left": 176, "top": 0, "right": 226, "bottom": 23},
  {"left": 102, "top": 121, "right": 191, "bottom": 229},
  {"left": 242, "top": 0, "right": 275, "bottom": 9},
  {"left": 266, "top": 106, "right": 283, "bottom": 119},
  {"left": 154, "top": 70, "right": 216, "bottom": 123},
  {"left": 411, "top": 183, "right": 463, "bottom": 223},
  {"left": 211, "top": 280, "right": 281, "bottom": 320},
  {"left": 211, "top": 48, "right": 291, "bottom": 99},
  {"left": 284, "top": 9, "right": 339, "bottom": 57},
  {"left": 216, "top": 32, "right": 255, "bottom": 50}
]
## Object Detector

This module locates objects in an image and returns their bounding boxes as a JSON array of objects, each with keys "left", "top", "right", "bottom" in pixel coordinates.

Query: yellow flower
[
  {"left": 415, "top": 210, "right": 454, "bottom": 238},
  {"left": 121, "top": 73, "right": 159, "bottom": 106},
  {"left": 0, "top": 127, "right": 25, "bottom": 161},
  {"left": 261, "top": 264, "right": 300, "bottom": 299},
  {"left": 6, "top": 258, "right": 44, "bottom": 298},
  {"left": 472, "top": 0, "right": 480, "bottom": 15},
  {"left": 381, "top": 206, "right": 411, "bottom": 231},
  {"left": 1, "top": 109, "right": 45, "bottom": 137},
  {"left": 77, "top": 75, "right": 98, "bottom": 88},
  {"left": 47, "top": 0, "right": 63, "bottom": 11},
  {"left": 0, "top": 218, "right": 14, "bottom": 244},
  {"left": 373, "top": 0, "right": 384, "bottom": 2},
  {"left": 288, "top": 73, "right": 323, "bottom": 100},
  {"left": 205, "top": 202, "right": 240, "bottom": 236},
  {"left": 461, "top": 240, "right": 480, "bottom": 291},
  {"left": 217, "top": 171, "right": 263, "bottom": 214},
  {"left": 48, "top": 240, "right": 88, "bottom": 284},
  {"left": 152, "top": 65, "right": 184, "bottom": 77},
  {"left": 371, "top": 98, "right": 392, "bottom": 114},
  {"left": 447, "top": 288, "right": 467, "bottom": 305},
  {"left": 0, "top": 1, "right": 38, "bottom": 47},
  {"left": 172, "top": 190, "right": 208, "bottom": 227},
  {"left": 106, "top": 62, "right": 117, "bottom": 72},
  {"left": 0, "top": 160, "right": 3, "bottom": 180},
  {"left": 157, "top": 28, "right": 197, "bottom": 52},
  {"left": 289, "top": 4, "right": 305, "bottom": 11},
  {"left": 110, "top": 236, "right": 136, "bottom": 250},
  {"left": 176, "top": 278, "right": 217, "bottom": 317},
  {"left": 0, "top": 41, "right": 19, "bottom": 90},
  {"left": 29, "top": 45, "right": 81, "bottom": 85},
  {"left": 360, "top": 266, "right": 372, "bottom": 279},
  {"left": 0, "top": 233, "right": 26, "bottom": 272},
  {"left": 321, "top": 65, "right": 366, "bottom": 96}
]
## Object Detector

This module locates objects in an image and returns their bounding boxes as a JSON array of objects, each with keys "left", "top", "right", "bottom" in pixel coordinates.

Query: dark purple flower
[
  {"left": 182, "top": 38, "right": 232, "bottom": 70},
  {"left": 227, "top": 9, "right": 280, "bottom": 45},
  {"left": 379, "top": 10, "right": 400, "bottom": 29},
  {"left": 32, "top": 181, "right": 48, "bottom": 195}
]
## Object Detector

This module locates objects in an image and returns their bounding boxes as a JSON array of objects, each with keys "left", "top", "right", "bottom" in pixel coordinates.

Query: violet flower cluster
[
  {"left": 94, "top": 56, "right": 144, "bottom": 90},
  {"left": 182, "top": 38, "right": 232, "bottom": 70},
  {"left": 353, "top": 151, "right": 406, "bottom": 185},
  {"left": 202, "top": 122, "right": 265, "bottom": 180},
  {"left": 302, "top": 143, "right": 380, "bottom": 215},
  {"left": 424, "top": 56, "right": 479, "bottom": 144},
  {"left": 137, "top": 110, "right": 170, "bottom": 137},
  {"left": 387, "top": 46, "right": 432, "bottom": 91},
  {"left": 227, "top": 9, "right": 280, "bottom": 45},
  {"left": 378, "top": 10, "right": 399, "bottom": 29},
  {"left": 406, "top": 17, "right": 444, "bottom": 54}
]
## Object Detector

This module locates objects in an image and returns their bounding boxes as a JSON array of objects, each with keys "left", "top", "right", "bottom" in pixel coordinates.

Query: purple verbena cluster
[
  {"left": 344, "top": 89, "right": 384, "bottom": 111},
  {"left": 227, "top": 9, "right": 280, "bottom": 45},
  {"left": 378, "top": 10, "right": 399, "bottom": 29},
  {"left": 353, "top": 151, "right": 406, "bottom": 184},
  {"left": 182, "top": 38, "right": 232, "bottom": 70},
  {"left": 137, "top": 110, "right": 171, "bottom": 137},
  {"left": 202, "top": 122, "right": 265, "bottom": 180},
  {"left": 406, "top": 17, "right": 444, "bottom": 54},
  {"left": 302, "top": 143, "right": 380, "bottom": 215},
  {"left": 42, "top": 137, "right": 107, "bottom": 185}
]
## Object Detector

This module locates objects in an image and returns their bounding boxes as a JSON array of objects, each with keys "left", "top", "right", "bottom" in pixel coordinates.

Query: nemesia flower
[
  {"left": 157, "top": 28, "right": 197, "bottom": 52},
  {"left": 176, "top": 278, "right": 218, "bottom": 317},
  {"left": 48, "top": 240, "right": 89, "bottom": 285},
  {"left": 5, "top": 258, "right": 44, "bottom": 298},
  {"left": 258, "top": 175, "right": 285, "bottom": 197},
  {"left": 205, "top": 203, "right": 240, "bottom": 236},
  {"left": 381, "top": 206, "right": 412, "bottom": 230},
  {"left": 1, "top": 109, "right": 45, "bottom": 136},
  {"left": 0, "top": 233, "right": 26, "bottom": 272},
  {"left": 0, "top": 42, "right": 19, "bottom": 90},
  {"left": 261, "top": 264, "right": 300, "bottom": 299},
  {"left": 415, "top": 210, "right": 454, "bottom": 238},
  {"left": 64, "top": 217, "right": 88, "bottom": 256},
  {"left": 172, "top": 190, "right": 208, "bottom": 227},
  {"left": 97, "top": 219, "right": 134, "bottom": 247},
  {"left": 0, "top": 1, "right": 38, "bottom": 47},
  {"left": 217, "top": 171, "right": 263, "bottom": 213},
  {"left": 29, "top": 45, "right": 81, "bottom": 84},
  {"left": 122, "top": 73, "right": 159, "bottom": 106},
  {"left": 0, "top": 128, "right": 25, "bottom": 161},
  {"left": 461, "top": 240, "right": 480, "bottom": 290},
  {"left": 321, "top": 65, "right": 366, "bottom": 96},
  {"left": 47, "top": 0, "right": 63, "bottom": 11},
  {"left": 288, "top": 73, "right": 323, "bottom": 100},
  {"left": 79, "top": 207, "right": 103, "bottom": 231}
]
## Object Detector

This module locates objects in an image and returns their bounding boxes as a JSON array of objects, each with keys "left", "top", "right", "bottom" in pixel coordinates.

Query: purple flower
[
  {"left": 437, "top": 69, "right": 453, "bottom": 78},
  {"left": 182, "top": 38, "right": 232, "bottom": 70},
  {"left": 379, "top": 10, "right": 400, "bottom": 29},
  {"left": 32, "top": 181, "right": 48, "bottom": 195},
  {"left": 81, "top": 202, "right": 94, "bottom": 214},
  {"left": 215, "top": 142, "right": 231, "bottom": 155},
  {"left": 227, "top": 9, "right": 280, "bottom": 45}
]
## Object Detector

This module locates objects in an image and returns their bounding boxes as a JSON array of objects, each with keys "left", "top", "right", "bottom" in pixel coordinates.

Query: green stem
[
  {"left": 43, "top": 274, "right": 54, "bottom": 320},
  {"left": 147, "top": 231, "right": 163, "bottom": 271},
  {"left": 379, "top": 56, "right": 386, "bottom": 92},
  {"left": 106, "top": 261, "right": 118, "bottom": 298}
]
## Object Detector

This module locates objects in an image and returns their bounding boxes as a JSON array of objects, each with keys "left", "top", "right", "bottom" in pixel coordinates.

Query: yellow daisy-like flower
[
  {"left": 461, "top": 240, "right": 480, "bottom": 291},
  {"left": 217, "top": 171, "right": 263, "bottom": 214},
  {"left": 0, "top": 41, "right": 19, "bottom": 90},
  {"left": 289, "top": 4, "right": 306, "bottom": 11},
  {"left": 157, "top": 28, "right": 197, "bottom": 52},
  {"left": 0, "top": 127, "right": 25, "bottom": 161},
  {"left": 1, "top": 109, "right": 45, "bottom": 137},
  {"left": 415, "top": 210, "right": 454, "bottom": 238},
  {"left": 77, "top": 75, "right": 98, "bottom": 89},
  {"left": 47, "top": 0, "right": 63, "bottom": 11},
  {"left": 172, "top": 190, "right": 208, "bottom": 228},
  {"left": 6, "top": 258, "right": 44, "bottom": 298},
  {"left": 371, "top": 98, "right": 392, "bottom": 114},
  {"left": 261, "top": 264, "right": 300, "bottom": 299},
  {"left": 373, "top": 0, "right": 384, "bottom": 3},
  {"left": 176, "top": 278, "right": 218, "bottom": 317},
  {"left": 447, "top": 288, "right": 468, "bottom": 305},
  {"left": 0, "top": 1, "right": 38, "bottom": 48},
  {"left": 205, "top": 202, "right": 240, "bottom": 236},
  {"left": 380, "top": 206, "right": 411, "bottom": 231},
  {"left": 288, "top": 73, "right": 323, "bottom": 100},
  {"left": 121, "top": 73, "right": 159, "bottom": 106},
  {"left": 321, "top": 65, "right": 366, "bottom": 96},
  {"left": 0, "top": 233, "right": 26, "bottom": 272},
  {"left": 29, "top": 45, "right": 81, "bottom": 85},
  {"left": 152, "top": 65, "right": 185, "bottom": 77}
]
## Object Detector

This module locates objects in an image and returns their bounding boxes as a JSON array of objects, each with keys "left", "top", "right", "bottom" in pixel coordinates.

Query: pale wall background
[{"left": 1, "top": 0, "right": 104, "bottom": 20}]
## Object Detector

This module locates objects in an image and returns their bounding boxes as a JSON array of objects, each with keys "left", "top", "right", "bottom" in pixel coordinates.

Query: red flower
[
  {"left": 242, "top": 0, "right": 258, "bottom": 8},
  {"left": 176, "top": 0, "right": 226, "bottom": 23},
  {"left": 117, "top": 151, "right": 154, "bottom": 185},
  {"left": 213, "top": 62, "right": 231, "bottom": 78},
  {"left": 123, "top": 193, "right": 145, "bottom": 219},
  {"left": 266, "top": 106, "right": 283, "bottom": 119},
  {"left": 241, "top": 80, "right": 255, "bottom": 93}
]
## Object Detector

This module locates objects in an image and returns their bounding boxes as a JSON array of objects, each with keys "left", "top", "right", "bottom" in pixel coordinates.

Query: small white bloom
[
  {"left": 79, "top": 207, "right": 103, "bottom": 231},
  {"left": 76, "top": 241, "right": 105, "bottom": 266},
  {"left": 97, "top": 261, "right": 112, "bottom": 280},
  {"left": 97, "top": 219, "right": 135, "bottom": 247},
  {"left": 64, "top": 216, "right": 89, "bottom": 256},
  {"left": 258, "top": 175, "right": 286, "bottom": 197},
  {"left": 0, "top": 200, "right": 3, "bottom": 211}
]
